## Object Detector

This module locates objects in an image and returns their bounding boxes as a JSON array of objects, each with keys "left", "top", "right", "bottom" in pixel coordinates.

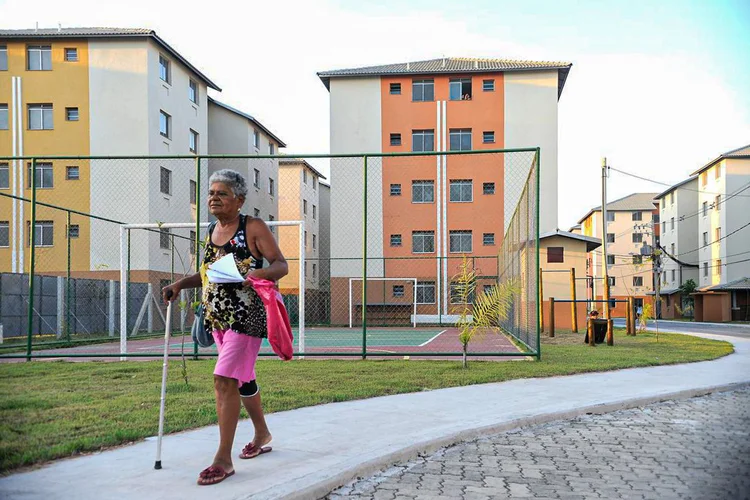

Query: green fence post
[
  {"left": 26, "top": 158, "right": 38, "bottom": 362},
  {"left": 362, "top": 155, "right": 368, "bottom": 360},
  {"left": 535, "top": 147, "right": 542, "bottom": 361},
  {"left": 66, "top": 210, "right": 72, "bottom": 341},
  {"left": 194, "top": 156, "right": 201, "bottom": 360}
]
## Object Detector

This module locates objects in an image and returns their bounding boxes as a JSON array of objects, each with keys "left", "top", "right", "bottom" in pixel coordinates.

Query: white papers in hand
[{"left": 207, "top": 254, "right": 245, "bottom": 284}]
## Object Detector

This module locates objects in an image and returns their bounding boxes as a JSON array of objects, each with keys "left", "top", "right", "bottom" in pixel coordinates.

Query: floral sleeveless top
[{"left": 200, "top": 214, "right": 267, "bottom": 338}]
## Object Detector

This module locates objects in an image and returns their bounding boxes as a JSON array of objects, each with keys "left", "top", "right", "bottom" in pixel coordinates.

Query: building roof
[
  {"left": 317, "top": 57, "right": 573, "bottom": 98},
  {"left": 540, "top": 229, "right": 602, "bottom": 253},
  {"left": 654, "top": 176, "right": 698, "bottom": 200},
  {"left": 208, "top": 97, "right": 287, "bottom": 147},
  {"left": 0, "top": 27, "right": 221, "bottom": 90},
  {"left": 577, "top": 192, "right": 659, "bottom": 224},
  {"left": 698, "top": 277, "right": 750, "bottom": 292},
  {"left": 278, "top": 158, "right": 327, "bottom": 180},
  {"left": 690, "top": 143, "right": 750, "bottom": 176}
]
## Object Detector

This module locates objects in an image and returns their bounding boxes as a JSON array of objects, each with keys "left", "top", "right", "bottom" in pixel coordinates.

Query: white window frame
[
  {"left": 482, "top": 131, "right": 495, "bottom": 144},
  {"left": 303, "top": 200, "right": 308, "bottom": 215},
  {"left": 416, "top": 281, "right": 436, "bottom": 304},
  {"left": 28, "top": 162, "right": 54, "bottom": 188},
  {"left": 159, "top": 54, "right": 171, "bottom": 84},
  {"left": 312, "top": 233, "right": 317, "bottom": 249},
  {"left": 390, "top": 234, "right": 402, "bottom": 247},
  {"left": 253, "top": 129, "right": 260, "bottom": 149},
  {"left": 390, "top": 133, "right": 402, "bottom": 146},
  {"left": 28, "top": 104, "right": 53, "bottom": 130},
  {"left": 0, "top": 45, "right": 7, "bottom": 71},
  {"left": 390, "top": 82, "right": 401, "bottom": 95},
  {"left": 633, "top": 276, "right": 644, "bottom": 287},
  {"left": 482, "top": 79, "right": 495, "bottom": 91},
  {"left": 160, "top": 166, "right": 172, "bottom": 195},
  {"left": 189, "top": 79, "right": 199, "bottom": 104},
  {"left": 412, "top": 79, "right": 435, "bottom": 102},
  {"left": 31, "top": 221, "right": 54, "bottom": 247},
  {"left": 159, "top": 228, "right": 171, "bottom": 249},
  {"left": 449, "top": 129, "right": 472, "bottom": 151},
  {"left": 65, "top": 107, "right": 79, "bottom": 121},
  {"left": 189, "top": 129, "right": 199, "bottom": 153},
  {"left": 449, "top": 78, "right": 472, "bottom": 101},
  {"left": 449, "top": 230, "right": 472, "bottom": 253},
  {"left": 27, "top": 45, "right": 52, "bottom": 71},
  {"left": 66, "top": 166, "right": 80, "bottom": 180},
  {"left": 64, "top": 48, "right": 78, "bottom": 62},
  {"left": 412, "top": 130, "right": 435, "bottom": 152},
  {"left": 159, "top": 110, "right": 171, "bottom": 139},
  {"left": 412, "top": 180, "right": 435, "bottom": 203},
  {"left": 268, "top": 178, "right": 275, "bottom": 196},
  {"left": 0, "top": 104, "right": 7, "bottom": 130},
  {"left": 0, "top": 163, "right": 8, "bottom": 189},
  {"left": 253, "top": 169, "right": 260, "bottom": 189},
  {"left": 412, "top": 231, "right": 435, "bottom": 254},
  {"left": 0, "top": 221, "right": 8, "bottom": 247},
  {"left": 312, "top": 204, "right": 317, "bottom": 220},
  {"left": 483, "top": 233, "right": 495, "bottom": 246},
  {"left": 449, "top": 179, "right": 473, "bottom": 203}
]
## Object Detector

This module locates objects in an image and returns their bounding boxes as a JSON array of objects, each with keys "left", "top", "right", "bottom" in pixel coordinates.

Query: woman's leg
[
  {"left": 241, "top": 390, "right": 272, "bottom": 449},
  {"left": 213, "top": 374, "right": 241, "bottom": 469}
]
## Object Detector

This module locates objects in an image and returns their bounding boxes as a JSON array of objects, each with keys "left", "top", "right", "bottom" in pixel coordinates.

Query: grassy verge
[{"left": 0, "top": 329, "right": 733, "bottom": 472}]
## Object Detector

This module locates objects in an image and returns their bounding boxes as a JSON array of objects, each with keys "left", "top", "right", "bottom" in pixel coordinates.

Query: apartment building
[
  {"left": 319, "top": 57, "right": 571, "bottom": 323},
  {"left": 0, "top": 28, "right": 219, "bottom": 281},
  {"left": 578, "top": 193, "right": 659, "bottom": 316},
  {"left": 207, "top": 97, "right": 286, "bottom": 227},
  {"left": 653, "top": 177, "right": 699, "bottom": 318},
  {"left": 692, "top": 144, "right": 750, "bottom": 321},
  {"left": 277, "top": 158, "right": 326, "bottom": 294}
]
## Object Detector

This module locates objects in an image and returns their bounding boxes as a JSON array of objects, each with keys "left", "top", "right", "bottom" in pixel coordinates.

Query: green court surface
[{"left": 170, "top": 328, "right": 447, "bottom": 350}]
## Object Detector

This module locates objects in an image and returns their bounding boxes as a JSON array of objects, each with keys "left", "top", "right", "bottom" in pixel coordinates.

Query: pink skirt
[{"left": 212, "top": 329, "right": 263, "bottom": 386}]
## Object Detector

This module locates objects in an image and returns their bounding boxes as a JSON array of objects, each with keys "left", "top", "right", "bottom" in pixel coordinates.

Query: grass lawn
[{"left": 0, "top": 329, "right": 733, "bottom": 473}]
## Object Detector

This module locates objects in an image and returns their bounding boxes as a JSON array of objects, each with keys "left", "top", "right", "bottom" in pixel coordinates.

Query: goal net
[{"left": 116, "top": 220, "right": 305, "bottom": 360}]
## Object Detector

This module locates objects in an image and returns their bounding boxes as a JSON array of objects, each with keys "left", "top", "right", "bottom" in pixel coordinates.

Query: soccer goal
[
  {"left": 118, "top": 220, "right": 305, "bottom": 360},
  {"left": 348, "top": 277, "right": 418, "bottom": 328}
]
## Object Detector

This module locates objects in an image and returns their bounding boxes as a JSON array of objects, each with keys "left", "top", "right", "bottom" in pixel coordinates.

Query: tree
[
  {"left": 453, "top": 255, "right": 518, "bottom": 368},
  {"left": 677, "top": 279, "right": 697, "bottom": 318}
]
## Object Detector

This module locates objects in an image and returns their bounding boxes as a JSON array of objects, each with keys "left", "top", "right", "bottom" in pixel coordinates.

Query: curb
[{"left": 276, "top": 381, "right": 750, "bottom": 500}]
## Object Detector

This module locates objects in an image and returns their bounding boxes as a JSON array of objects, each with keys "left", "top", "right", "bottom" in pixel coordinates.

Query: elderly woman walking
[{"left": 162, "top": 169, "right": 288, "bottom": 486}]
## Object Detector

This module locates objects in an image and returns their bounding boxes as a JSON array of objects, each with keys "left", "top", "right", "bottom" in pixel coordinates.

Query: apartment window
[
  {"left": 671, "top": 269, "right": 676, "bottom": 282},
  {"left": 416, "top": 281, "right": 436, "bottom": 304},
  {"left": 606, "top": 233, "right": 615, "bottom": 243},
  {"left": 632, "top": 211, "right": 642, "bottom": 221},
  {"left": 305, "top": 263, "right": 308, "bottom": 278},
  {"left": 253, "top": 130, "right": 260, "bottom": 149},
  {"left": 313, "top": 234, "right": 317, "bottom": 249},
  {"left": 312, "top": 263, "right": 317, "bottom": 279},
  {"left": 66, "top": 166, "right": 79, "bottom": 180},
  {"left": 160, "top": 167, "right": 171, "bottom": 195},
  {"left": 483, "top": 233, "right": 495, "bottom": 246},
  {"left": 190, "top": 180, "right": 197, "bottom": 204},
  {"left": 482, "top": 131, "right": 495, "bottom": 144},
  {"left": 389, "top": 183, "right": 402, "bottom": 196},
  {"left": 450, "top": 179, "right": 472, "bottom": 202},
  {"left": 715, "top": 227, "right": 721, "bottom": 241},
  {"left": 189, "top": 79, "right": 198, "bottom": 104},
  {"left": 393, "top": 285, "right": 405, "bottom": 298},
  {"left": 0, "top": 104, "right": 8, "bottom": 130},
  {"left": 0, "top": 163, "right": 8, "bottom": 189},
  {"left": 68, "top": 224, "right": 79, "bottom": 239},
  {"left": 606, "top": 212, "right": 615, "bottom": 222},
  {"left": 159, "top": 55, "right": 171, "bottom": 83},
  {"left": 412, "top": 79, "right": 434, "bottom": 102},
  {"left": 450, "top": 283, "right": 475, "bottom": 304},
  {"left": 482, "top": 79, "right": 495, "bottom": 92},
  {"left": 159, "top": 228, "right": 171, "bottom": 249},
  {"left": 702, "top": 201, "right": 708, "bottom": 216},
  {"left": 412, "top": 231, "right": 435, "bottom": 253},
  {"left": 703, "top": 232, "right": 708, "bottom": 246},
  {"left": 303, "top": 169, "right": 308, "bottom": 184},
  {"left": 483, "top": 182, "right": 495, "bottom": 195},
  {"left": 313, "top": 178, "right": 317, "bottom": 190},
  {"left": 663, "top": 271, "right": 667, "bottom": 283},
  {"left": 701, "top": 172, "right": 707, "bottom": 186},
  {"left": 632, "top": 233, "right": 643, "bottom": 243},
  {"left": 189, "top": 231, "right": 197, "bottom": 254},
  {"left": 715, "top": 259, "right": 722, "bottom": 274},
  {"left": 29, "top": 104, "right": 53, "bottom": 130},
  {"left": 633, "top": 276, "right": 644, "bottom": 287},
  {"left": 607, "top": 255, "right": 615, "bottom": 266},
  {"left": 671, "top": 243, "right": 675, "bottom": 256},
  {"left": 0, "top": 221, "right": 8, "bottom": 247},
  {"left": 412, "top": 130, "right": 435, "bottom": 152},
  {"left": 269, "top": 214, "right": 275, "bottom": 233},
  {"left": 449, "top": 129, "right": 472, "bottom": 151},
  {"left": 268, "top": 178, "right": 274, "bottom": 196},
  {"left": 661, "top": 221, "right": 666, "bottom": 233},
  {"left": 303, "top": 200, "right": 308, "bottom": 215},
  {"left": 30, "top": 221, "right": 54, "bottom": 247},
  {"left": 0, "top": 45, "right": 7, "bottom": 70},
  {"left": 715, "top": 195, "right": 721, "bottom": 211},
  {"left": 715, "top": 164, "right": 721, "bottom": 179},
  {"left": 269, "top": 143, "right": 275, "bottom": 155},
  {"left": 449, "top": 230, "right": 472, "bottom": 253},
  {"left": 27, "top": 45, "right": 52, "bottom": 71},
  {"left": 304, "top": 231, "right": 308, "bottom": 247},
  {"left": 189, "top": 129, "right": 199, "bottom": 153},
  {"left": 449, "top": 78, "right": 472, "bottom": 100},
  {"left": 608, "top": 277, "right": 616, "bottom": 287},
  {"left": 159, "top": 110, "right": 170, "bottom": 138},
  {"left": 313, "top": 205, "right": 317, "bottom": 220},
  {"left": 64, "top": 48, "right": 78, "bottom": 62},
  {"left": 670, "top": 217, "right": 675, "bottom": 230},
  {"left": 253, "top": 169, "right": 260, "bottom": 188},
  {"left": 670, "top": 192, "right": 675, "bottom": 205},
  {"left": 547, "top": 247, "right": 564, "bottom": 263},
  {"left": 661, "top": 198, "right": 666, "bottom": 209},
  {"left": 27, "top": 162, "right": 53, "bottom": 188},
  {"left": 412, "top": 180, "right": 435, "bottom": 203},
  {"left": 703, "top": 262, "right": 709, "bottom": 277},
  {"left": 390, "top": 133, "right": 402, "bottom": 146},
  {"left": 390, "top": 83, "right": 401, "bottom": 95},
  {"left": 390, "top": 234, "right": 402, "bottom": 247},
  {"left": 253, "top": 208, "right": 260, "bottom": 218},
  {"left": 633, "top": 255, "right": 643, "bottom": 265}
]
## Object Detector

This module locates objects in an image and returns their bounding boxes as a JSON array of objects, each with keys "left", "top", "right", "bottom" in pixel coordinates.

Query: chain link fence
[{"left": 0, "top": 149, "right": 539, "bottom": 360}]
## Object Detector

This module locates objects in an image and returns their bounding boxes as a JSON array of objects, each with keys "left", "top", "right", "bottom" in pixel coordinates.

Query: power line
[
  {"left": 609, "top": 167, "right": 750, "bottom": 197},
  {"left": 659, "top": 182, "right": 750, "bottom": 224},
  {"left": 674, "top": 221, "right": 750, "bottom": 258},
  {"left": 604, "top": 256, "right": 750, "bottom": 280}
]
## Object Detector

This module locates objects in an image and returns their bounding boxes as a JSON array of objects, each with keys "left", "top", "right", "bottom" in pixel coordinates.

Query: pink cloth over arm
[{"left": 248, "top": 278, "right": 294, "bottom": 361}]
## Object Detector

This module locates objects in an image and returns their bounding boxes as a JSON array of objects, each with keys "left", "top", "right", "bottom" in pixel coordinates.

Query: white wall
[
  {"left": 658, "top": 179, "right": 699, "bottom": 291},
  {"left": 319, "top": 183, "right": 331, "bottom": 289},
  {"left": 503, "top": 71, "right": 559, "bottom": 235},
  {"left": 698, "top": 162, "right": 727, "bottom": 287},
  {"left": 329, "top": 77, "right": 382, "bottom": 278},
  {"left": 725, "top": 158, "right": 750, "bottom": 281}
]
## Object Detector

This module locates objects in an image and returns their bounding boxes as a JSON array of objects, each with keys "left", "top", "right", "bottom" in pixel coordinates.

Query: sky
[{"left": 2, "top": 0, "right": 749, "bottom": 228}]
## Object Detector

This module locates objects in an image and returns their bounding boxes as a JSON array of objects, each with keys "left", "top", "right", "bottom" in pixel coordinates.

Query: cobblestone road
[{"left": 328, "top": 388, "right": 750, "bottom": 499}]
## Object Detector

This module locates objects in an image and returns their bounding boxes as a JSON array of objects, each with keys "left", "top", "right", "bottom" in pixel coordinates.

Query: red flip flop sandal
[
  {"left": 239, "top": 442, "right": 273, "bottom": 459},
  {"left": 197, "top": 465, "right": 235, "bottom": 486}
]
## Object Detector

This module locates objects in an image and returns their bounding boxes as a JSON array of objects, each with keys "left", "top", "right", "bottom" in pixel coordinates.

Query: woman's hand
[
  {"left": 161, "top": 283, "right": 181, "bottom": 303},
  {"left": 243, "top": 270, "right": 265, "bottom": 287}
]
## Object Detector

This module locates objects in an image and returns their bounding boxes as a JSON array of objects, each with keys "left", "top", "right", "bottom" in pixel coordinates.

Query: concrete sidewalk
[{"left": 2, "top": 333, "right": 749, "bottom": 500}]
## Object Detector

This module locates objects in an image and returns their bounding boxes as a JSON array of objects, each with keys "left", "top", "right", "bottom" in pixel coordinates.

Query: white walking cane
[{"left": 154, "top": 299, "right": 173, "bottom": 470}]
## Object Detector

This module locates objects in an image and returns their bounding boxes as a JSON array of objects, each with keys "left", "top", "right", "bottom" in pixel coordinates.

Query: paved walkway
[
  {"left": 1, "top": 331, "right": 748, "bottom": 500},
  {"left": 330, "top": 388, "right": 750, "bottom": 499}
]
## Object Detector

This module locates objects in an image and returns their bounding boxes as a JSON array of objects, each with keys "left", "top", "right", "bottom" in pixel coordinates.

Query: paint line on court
[{"left": 419, "top": 330, "right": 447, "bottom": 347}]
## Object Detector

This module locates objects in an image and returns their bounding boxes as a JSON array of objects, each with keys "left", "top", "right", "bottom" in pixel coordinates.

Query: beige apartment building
[{"left": 578, "top": 193, "right": 658, "bottom": 317}]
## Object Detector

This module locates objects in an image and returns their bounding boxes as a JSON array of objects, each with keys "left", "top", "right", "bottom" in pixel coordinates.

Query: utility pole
[{"left": 601, "top": 157, "right": 610, "bottom": 320}]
